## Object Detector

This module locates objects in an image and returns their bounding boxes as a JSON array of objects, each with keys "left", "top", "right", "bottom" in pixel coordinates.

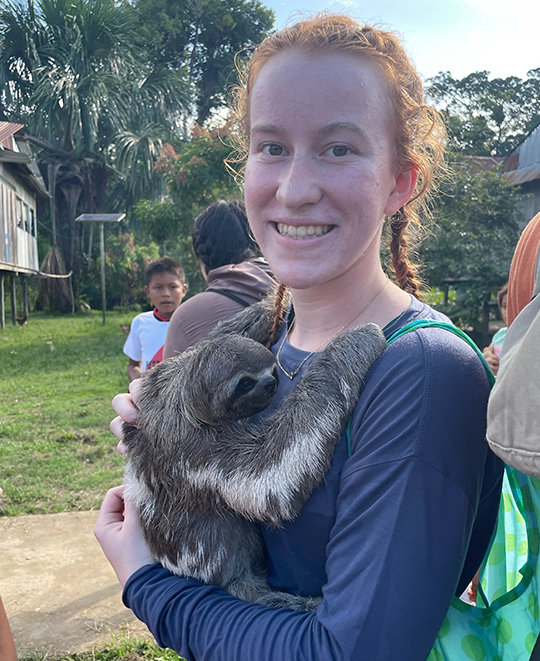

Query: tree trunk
[{"left": 47, "top": 163, "right": 60, "bottom": 246}]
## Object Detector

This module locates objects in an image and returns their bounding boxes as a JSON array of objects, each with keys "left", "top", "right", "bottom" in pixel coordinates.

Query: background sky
[{"left": 263, "top": 0, "right": 540, "bottom": 82}]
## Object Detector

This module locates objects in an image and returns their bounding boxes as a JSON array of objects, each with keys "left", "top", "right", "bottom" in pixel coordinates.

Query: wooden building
[
  {"left": 503, "top": 123, "right": 540, "bottom": 222},
  {"left": 0, "top": 122, "right": 48, "bottom": 327}
]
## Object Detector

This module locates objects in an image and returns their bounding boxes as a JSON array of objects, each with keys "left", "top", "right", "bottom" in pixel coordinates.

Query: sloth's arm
[
  {"left": 214, "top": 325, "right": 387, "bottom": 526},
  {"left": 207, "top": 297, "right": 276, "bottom": 346}
]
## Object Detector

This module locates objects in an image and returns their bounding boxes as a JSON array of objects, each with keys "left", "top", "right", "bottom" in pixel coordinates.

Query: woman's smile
[{"left": 276, "top": 223, "right": 333, "bottom": 238}]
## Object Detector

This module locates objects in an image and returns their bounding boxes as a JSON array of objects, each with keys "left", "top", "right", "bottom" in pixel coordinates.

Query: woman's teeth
[{"left": 277, "top": 223, "right": 331, "bottom": 238}]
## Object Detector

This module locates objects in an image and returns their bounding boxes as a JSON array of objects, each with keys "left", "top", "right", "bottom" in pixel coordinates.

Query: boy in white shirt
[{"left": 124, "top": 258, "right": 186, "bottom": 381}]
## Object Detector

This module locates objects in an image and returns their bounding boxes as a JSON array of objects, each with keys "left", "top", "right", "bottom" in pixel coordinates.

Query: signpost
[{"left": 75, "top": 213, "right": 125, "bottom": 324}]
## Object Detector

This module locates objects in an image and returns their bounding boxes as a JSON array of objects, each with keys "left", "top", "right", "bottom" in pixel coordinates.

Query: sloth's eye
[{"left": 238, "top": 377, "right": 256, "bottom": 392}]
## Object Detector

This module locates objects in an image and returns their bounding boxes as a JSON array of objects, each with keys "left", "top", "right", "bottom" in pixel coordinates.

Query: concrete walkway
[{"left": 0, "top": 511, "right": 154, "bottom": 656}]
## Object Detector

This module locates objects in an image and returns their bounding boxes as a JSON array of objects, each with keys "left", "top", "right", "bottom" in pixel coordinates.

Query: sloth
[{"left": 122, "top": 299, "right": 386, "bottom": 610}]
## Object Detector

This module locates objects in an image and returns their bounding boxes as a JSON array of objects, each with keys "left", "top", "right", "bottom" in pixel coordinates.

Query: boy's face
[{"left": 145, "top": 272, "right": 186, "bottom": 319}]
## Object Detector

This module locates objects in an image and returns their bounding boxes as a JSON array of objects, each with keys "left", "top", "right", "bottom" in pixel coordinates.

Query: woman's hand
[
  {"left": 111, "top": 379, "right": 141, "bottom": 455},
  {"left": 94, "top": 485, "right": 154, "bottom": 587}
]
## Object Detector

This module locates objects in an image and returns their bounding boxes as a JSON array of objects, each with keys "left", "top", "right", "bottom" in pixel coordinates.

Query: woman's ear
[{"left": 384, "top": 165, "right": 419, "bottom": 217}]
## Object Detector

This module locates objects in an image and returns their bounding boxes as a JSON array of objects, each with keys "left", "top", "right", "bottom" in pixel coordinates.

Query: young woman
[{"left": 95, "top": 15, "right": 503, "bottom": 661}]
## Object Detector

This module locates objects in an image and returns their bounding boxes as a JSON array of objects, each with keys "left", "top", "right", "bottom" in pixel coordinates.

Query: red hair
[{"left": 230, "top": 14, "right": 447, "bottom": 337}]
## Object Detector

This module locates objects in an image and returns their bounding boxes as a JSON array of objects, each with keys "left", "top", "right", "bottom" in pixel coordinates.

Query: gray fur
[{"left": 123, "top": 300, "right": 386, "bottom": 610}]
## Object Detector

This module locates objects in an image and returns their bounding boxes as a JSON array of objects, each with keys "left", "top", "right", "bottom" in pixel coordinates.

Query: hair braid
[
  {"left": 389, "top": 210, "right": 422, "bottom": 298},
  {"left": 267, "top": 282, "right": 289, "bottom": 348}
]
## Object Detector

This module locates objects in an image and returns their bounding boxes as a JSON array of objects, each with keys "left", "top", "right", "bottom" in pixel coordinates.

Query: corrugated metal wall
[{"left": 0, "top": 169, "right": 39, "bottom": 272}]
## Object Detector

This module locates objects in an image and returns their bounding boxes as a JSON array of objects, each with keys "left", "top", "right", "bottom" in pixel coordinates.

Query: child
[
  {"left": 124, "top": 257, "right": 186, "bottom": 381},
  {"left": 482, "top": 283, "right": 508, "bottom": 376}
]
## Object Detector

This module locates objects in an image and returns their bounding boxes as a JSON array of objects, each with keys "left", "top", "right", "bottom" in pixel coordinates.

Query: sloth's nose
[{"left": 260, "top": 372, "right": 278, "bottom": 395}]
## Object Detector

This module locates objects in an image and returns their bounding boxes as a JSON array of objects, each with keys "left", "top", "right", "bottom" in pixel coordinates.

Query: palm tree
[{"left": 0, "top": 0, "right": 189, "bottom": 279}]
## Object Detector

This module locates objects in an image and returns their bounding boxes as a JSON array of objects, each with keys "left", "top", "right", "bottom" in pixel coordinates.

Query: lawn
[
  {"left": 0, "top": 311, "right": 188, "bottom": 660},
  {"left": 0, "top": 310, "right": 137, "bottom": 516},
  {"left": 20, "top": 637, "right": 182, "bottom": 661}
]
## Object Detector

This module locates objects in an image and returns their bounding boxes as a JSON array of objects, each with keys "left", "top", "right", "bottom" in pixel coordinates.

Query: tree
[
  {"left": 135, "top": 123, "right": 241, "bottom": 293},
  {"left": 426, "top": 70, "right": 540, "bottom": 156},
  {"left": 420, "top": 158, "right": 523, "bottom": 346},
  {"left": 132, "top": 0, "right": 274, "bottom": 125},
  {"left": 0, "top": 0, "right": 189, "bottom": 279},
  {"left": 78, "top": 232, "right": 160, "bottom": 310}
]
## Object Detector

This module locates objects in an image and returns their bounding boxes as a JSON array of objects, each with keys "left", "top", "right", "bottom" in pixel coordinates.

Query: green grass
[
  {"left": 0, "top": 313, "right": 186, "bottom": 659},
  {"left": 19, "top": 635, "right": 182, "bottom": 660},
  {"left": 0, "top": 310, "right": 139, "bottom": 516}
]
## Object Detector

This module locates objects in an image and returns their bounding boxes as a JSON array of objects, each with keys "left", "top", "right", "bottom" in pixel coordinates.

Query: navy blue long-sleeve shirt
[{"left": 123, "top": 297, "right": 503, "bottom": 660}]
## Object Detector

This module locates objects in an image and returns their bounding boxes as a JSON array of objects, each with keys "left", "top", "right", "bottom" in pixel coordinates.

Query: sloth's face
[
  {"left": 203, "top": 338, "right": 279, "bottom": 423},
  {"left": 181, "top": 335, "right": 280, "bottom": 425},
  {"left": 226, "top": 361, "right": 280, "bottom": 420}
]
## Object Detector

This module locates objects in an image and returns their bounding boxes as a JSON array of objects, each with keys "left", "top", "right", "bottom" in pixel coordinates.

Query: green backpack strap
[
  {"left": 347, "top": 318, "right": 540, "bottom": 659},
  {"left": 387, "top": 319, "right": 495, "bottom": 387},
  {"left": 346, "top": 319, "right": 495, "bottom": 458}
]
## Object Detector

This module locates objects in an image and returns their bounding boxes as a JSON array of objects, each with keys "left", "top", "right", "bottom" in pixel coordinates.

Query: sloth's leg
[
  {"left": 212, "top": 324, "right": 387, "bottom": 525},
  {"left": 227, "top": 576, "right": 322, "bottom": 611}
]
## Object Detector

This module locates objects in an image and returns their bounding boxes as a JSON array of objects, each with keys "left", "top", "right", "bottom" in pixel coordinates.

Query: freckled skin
[{"left": 244, "top": 50, "right": 411, "bottom": 293}]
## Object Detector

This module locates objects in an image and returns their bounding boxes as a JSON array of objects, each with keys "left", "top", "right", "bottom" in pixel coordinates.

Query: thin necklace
[{"left": 276, "top": 277, "right": 390, "bottom": 380}]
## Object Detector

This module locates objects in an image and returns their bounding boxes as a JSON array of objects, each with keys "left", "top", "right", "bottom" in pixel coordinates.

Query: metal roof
[
  {"left": 0, "top": 121, "right": 24, "bottom": 148},
  {"left": 503, "top": 123, "right": 540, "bottom": 186}
]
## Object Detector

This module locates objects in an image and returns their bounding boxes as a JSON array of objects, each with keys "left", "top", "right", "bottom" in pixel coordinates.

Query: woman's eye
[
  {"left": 329, "top": 145, "right": 350, "bottom": 157},
  {"left": 263, "top": 144, "right": 283, "bottom": 156}
]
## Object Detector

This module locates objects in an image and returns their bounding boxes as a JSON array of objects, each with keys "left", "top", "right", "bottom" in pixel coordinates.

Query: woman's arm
[{"left": 96, "top": 327, "right": 500, "bottom": 661}]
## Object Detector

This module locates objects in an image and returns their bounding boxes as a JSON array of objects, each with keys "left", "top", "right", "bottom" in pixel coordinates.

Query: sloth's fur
[{"left": 123, "top": 299, "right": 386, "bottom": 610}]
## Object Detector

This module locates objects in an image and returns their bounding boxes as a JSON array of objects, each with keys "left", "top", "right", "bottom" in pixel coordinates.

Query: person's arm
[
  {"left": 127, "top": 358, "right": 142, "bottom": 382},
  {"left": 482, "top": 342, "right": 500, "bottom": 375},
  {"left": 96, "top": 329, "right": 498, "bottom": 661},
  {"left": 0, "top": 596, "right": 17, "bottom": 661},
  {"left": 123, "top": 317, "right": 143, "bottom": 380}
]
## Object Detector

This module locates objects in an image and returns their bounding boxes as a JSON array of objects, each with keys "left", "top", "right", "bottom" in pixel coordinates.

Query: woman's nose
[{"left": 276, "top": 156, "right": 322, "bottom": 209}]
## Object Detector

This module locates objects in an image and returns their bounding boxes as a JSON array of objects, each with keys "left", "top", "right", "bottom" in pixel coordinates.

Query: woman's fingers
[
  {"left": 109, "top": 416, "right": 129, "bottom": 455},
  {"left": 112, "top": 393, "right": 139, "bottom": 422},
  {"left": 110, "top": 415, "right": 125, "bottom": 440},
  {"left": 96, "top": 484, "right": 126, "bottom": 526},
  {"left": 94, "top": 485, "right": 155, "bottom": 587}
]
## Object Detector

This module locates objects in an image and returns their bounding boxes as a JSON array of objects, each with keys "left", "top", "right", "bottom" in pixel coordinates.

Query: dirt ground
[{"left": 0, "top": 511, "right": 155, "bottom": 657}]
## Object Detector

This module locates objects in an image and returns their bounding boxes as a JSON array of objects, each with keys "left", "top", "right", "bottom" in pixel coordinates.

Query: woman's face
[{"left": 244, "top": 49, "right": 415, "bottom": 291}]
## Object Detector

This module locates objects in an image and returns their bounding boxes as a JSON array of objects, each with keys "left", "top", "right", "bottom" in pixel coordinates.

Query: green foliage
[
  {"left": 135, "top": 123, "right": 242, "bottom": 294},
  {"left": 133, "top": 0, "right": 274, "bottom": 124},
  {"left": 78, "top": 232, "right": 160, "bottom": 310},
  {"left": 426, "top": 69, "right": 540, "bottom": 156},
  {"left": 156, "top": 124, "right": 241, "bottom": 206},
  {"left": 0, "top": 0, "right": 189, "bottom": 282},
  {"left": 0, "top": 311, "right": 140, "bottom": 516},
  {"left": 420, "top": 158, "right": 523, "bottom": 343}
]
